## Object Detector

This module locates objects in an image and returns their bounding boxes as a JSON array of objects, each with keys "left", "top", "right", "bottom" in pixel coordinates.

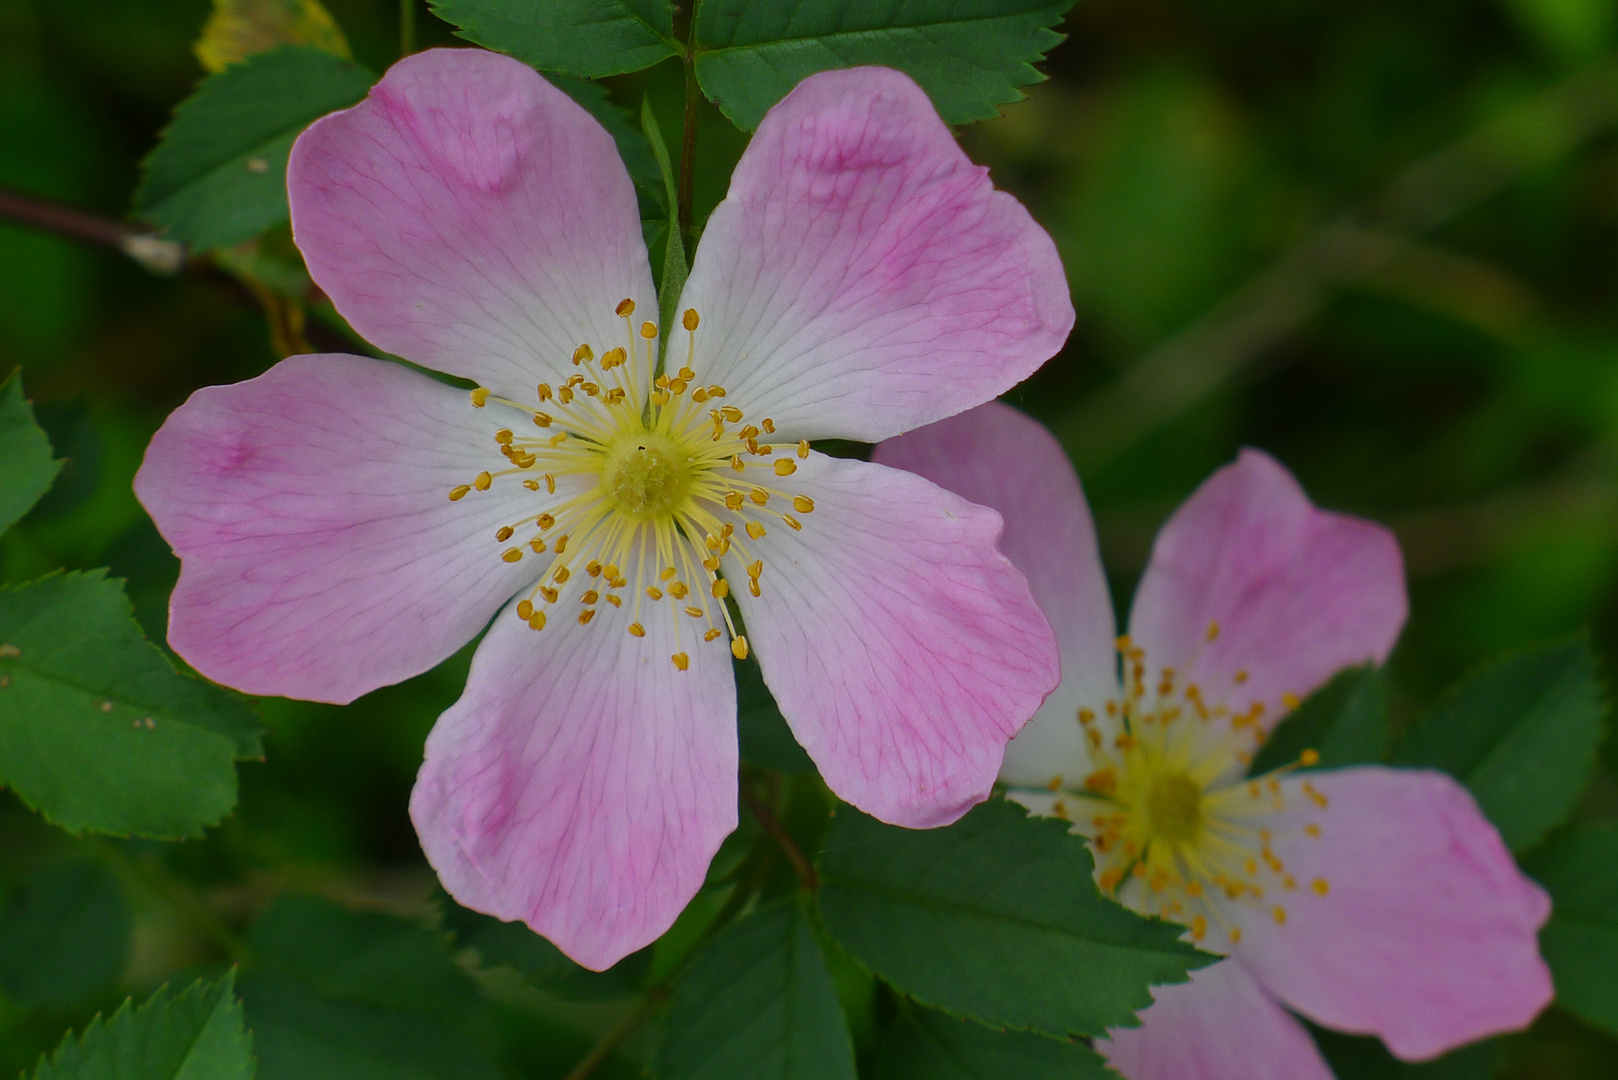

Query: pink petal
[
  {"left": 1127, "top": 449, "right": 1406, "bottom": 732},
  {"left": 678, "top": 67, "right": 1073, "bottom": 444},
  {"left": 288, "top": 48, "right": 655, "bottom": 401},
  {"left": 134, "top": 353, "right": 542, "bottom": 703},
  {"left": 411, "top": 569, "right": 738, "bottom": 971},
  {"left": 1097, "top": 959, "right": 1335, "bottom": 1080},
  {"left": 1233, "top": 767, "right": 1552, "bottom": 1060},
  {"left": 728, "top": 452, "right": 1059, "bottom": 828},
  {"left": 873, "top": 402, "right": 1117, "bottom": 789}
]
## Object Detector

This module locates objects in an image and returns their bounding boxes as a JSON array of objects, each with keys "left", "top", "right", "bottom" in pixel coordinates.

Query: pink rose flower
[
  {"left": 876, "top": 402, "right": 1553, "bottom": 1078},
  {"left": 133, "top": 49, "right": 1071, "bottom": 970}
]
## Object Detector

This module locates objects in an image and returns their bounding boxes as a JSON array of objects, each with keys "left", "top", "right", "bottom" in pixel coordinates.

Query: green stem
[
  {"left": 741, "top": 786, "right": 817, "bottom": 891},
  {"left": 561, "top": 988, "right": 668, "bottom": 1080},
  {"left": 400, "top": 0, "right": 416, "bottom": 57},
  {"left": 678, "top": 46, "right": 698, "bottom": 240}
]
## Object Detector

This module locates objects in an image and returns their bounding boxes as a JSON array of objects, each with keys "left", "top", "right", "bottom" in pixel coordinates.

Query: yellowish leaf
[{"left": 195, "top": 0, "right": 350, "bottom": 73}]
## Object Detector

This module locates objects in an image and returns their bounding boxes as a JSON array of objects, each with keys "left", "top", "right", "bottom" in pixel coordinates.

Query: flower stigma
[
  {"left": 1035, "top": 628, "right": 1328, "bottom": 952},
  {"left": 446, "top": 302, "right": 818, "bottom": 669}
]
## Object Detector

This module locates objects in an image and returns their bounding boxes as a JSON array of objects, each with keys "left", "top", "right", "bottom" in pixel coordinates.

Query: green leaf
[
  {"left": 1311, "top": 1025, "right": 1501, "bottom": 1080},
  {"left": 816, "top": 798, "right": 1209, "bottom": 1038},
  {"left": 736, "top": 655, "right": 813, "bottom": 773},
  {"left": 427, "top": 0, "right": 680, "bottom": 78},
  {"left": 1393, "top": 636, "right": 1607, "bottom": 852},
  {"left": 874, "top": 1003, "right": 1113, "bottom": 1079},
  {"left": 1522, "top": 824, "right": 1618, "bottom": 1037},
  {"left": 1250, "top": 664, "right": 1388, "bottom": 776},
  {"left": 692, "top": 0, "right": 1075, "bottom": 130},
  {"left": 442, "top": 897, "right": 652, "bottom": 1001},
  {"left": 135, "top": 45, "right": 374, "bottom": 250},
  {"left": 30, "top": 971, "right": 253, "bottom": 1080},
  {"left": 0, "top": 370, "right": 61, "bottom": 535},
  {"left": 0, "top": 571, "right": 264, "bottom": 839},
  {"left": 0, "top": 858, "right": 131, "bottom": 1008},
  {"left": 642, "top": 95, "right": 689, "bottom": 351},
  {"left": 655, "top": 900, "right": 857, "bottom": 1080},
  {"left": 241, "top": 895, "right": 501, "bottom": 1080}
]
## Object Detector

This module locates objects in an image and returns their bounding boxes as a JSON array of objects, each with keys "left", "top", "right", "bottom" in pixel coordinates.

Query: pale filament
[{"left": 446, "top": 302, "right": 817, "bottom": 669}]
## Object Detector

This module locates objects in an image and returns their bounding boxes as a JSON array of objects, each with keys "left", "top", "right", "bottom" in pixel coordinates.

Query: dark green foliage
[
  {"left": 1523, "top": 825, "right": 1618, "bottom": 1037},
  {"left": 735, "top": 656, "right": 813, "bottom": 773},
  {"left": 1394, "top": 636, "right": 1606, "bottom": 852},
  {"left": 0, "top": 571, "right": 263, "bottom": 838},
  {"left": 1251, "top": 664, "right": 1389, "bottom": 776},
  {"left": 428, "top": 0, "right": 679, "bottom": 77},
  {"left": 29, "top": 972, "right": 253, "bottom": 1080},
  {"left": 873, "top": 1004, "right": 1113, "bottom": 1079},
  {"left": 655, "top": 900, "right": 856, "bottom": 1080},
  {"left": 443, "top": 898, "right": 653, "bottom": 1001},
  {"left": 0, "top": 372, "right": 60, "bottom": 536},
  {"left": 1311, "top": 1026, "right": 1500, "bottom": 1080},
  {"left": 816, "top": 798, "right": 1208, "bottom": 1038},
  {"left": 692, "top": 0, "right": 1075, "bottom": 130},
  {"left": 136, "top": 45, "right": 374, "bottom": 250},
  {"left": 0, "top": 859, "right": 131, "bottom": 1008},
  {"left": 240, "top": 895, "right": 501, "bottom": 1080}
]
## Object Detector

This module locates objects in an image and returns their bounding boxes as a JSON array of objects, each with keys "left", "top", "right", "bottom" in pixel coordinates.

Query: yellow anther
[
  {"left": 731, "top": 455, "right": 746, "bottom": 471},
  {"left": 1299, "top": 748, "right": 1320, "bottom": 767},
  {"left": 615, "top": 298, "right": 635, "bottom": 316},
  {"left": 471, "top": 387, "right": 490, "bottom": 407},
  {"left": 720, "top": 406, "right": 743, "bottom": 422},
  {"left": 1312, "top": 878, "right": 1330, "bottom": 896},
  {"left": 496, "top": 526, "right": 514, "bottom": 542},
  {"left": 1303, "top": 782, "right": 1329, "bottom": 808},
  {"left": 783, "top": 514, "right": 801, "bottom": 530},
  {"left": 638, "top": 321, "right": 656, "bottom": 339},
  {"left": 529, "top": 611, "right": 546, "bottom": 630},
  {"left": 746, "top": 521, "right": 766, "bottom": 539},
  {"left": 1282, "top": 691, "right": 1301, "bottom": 710},
  {"left": 725, "top": 492, "right": 744, "bottom": 510},
  {"left": 533, "top": 413, "right": 552, "bottom": 428},
  {"left": 670, "top": 581, "right": 689, "bottom": 599},
  {"left": 1305, "top": 823, "right": 1322, "bottom": 837},
  {"left": 671, "top": 652, "right": 689, "bottom": 671},
  {"left": 545, "top": 474, "right": 556, "bottom": 494},
  {"left": 774, "top": 460, "right": 796, "bottom": 477},
  {"left": 747, "top": 559, "right": 761, "bottom": 578},
  {"left": 576, "top": 609, "right": 594, "bottom": 625},
  {"left": 517, "top": 600, "right": 534, "bottom": 620},
  {"left": 538, "top": 383, "right": 553, "bottom": 401},
  {"left": 712, "top": 579, "right": 730, "bottom": 599},
  {"left": 558, "top": 386, "right": 573, "bottom": 404},
  {"left": 603, "top": 564, "right": 620, "bottom": 580},
  {"left": 646, "top": 586, "right": 663, "bottom": 601},
  {"left": 750, "top": 488, "right": 769, "bottom": 506},
  {"left": 1207, "top": 621, "right": 1221, "bottom": 642},
  {"left": 678, "top": 366, "right": 695, "bottom": 381},
  {"left": 1115, "top": 635, "right": 1133, "bottom": 652},
  {"left": 1229, "top": 928, "right": 1242, "bottom": 944},
  {"left": 683, "top": 308, "right": 699, "bottom": 330},
  {"left": 668, "top": 379, "right": 688, "bottom": 395},
  {"left": 731, "top": 635, "right": 749, "bottom": 660},
  {"left": 495, "top": 429, "right": 514, "bottom": 444},
  {"left": 761, "top": 418, "right": 775, "bottom": 434},
  {"left": 581, "top": 590, "right": 600, "bottom": 605},
  {"left": 739, "top": 425, "right": 760, "bottom": 440},
  {"left": 1274, "top": 906, "right": 1288, "bottom": 925},
  {"left": 541, "top": 586, "right": 559, "bottom": 603},
  {"left": 1190, "top": 915, "right": 1207, "bottom": 940},
  {"left": 684, "top": 605, "right": 704, "bottom": 618},
  {"left": 474, "top": 471, "right": 492, "bottom": 491},
  {"left": 573, "top": 344, "right": 594, "bottom": 365},
  {"left": 603, "top": 346, "right": 627, "bottom": 368},
  {"left": 607, "top": 595, "right": 622, "bottom": 607},
  {"left": 703, "top": 555, "right": 720, "bottom": 571},
  {"left": 652, "top": 391, "right": 671, "bottom": 407},
  {"left": 553, "top": 566, "right": 570, "bottom": 583},
  {"left": 660, "top": 566, "right": 677, "bottom": 581},
  {"left": 748, "top": 578, "right": 761, "bottom": 597},
  {"left": 628, "top": 623, "right": 645, "bottom": 637},
  {"left": 704, "top": 628, "right": 722, "bottom": 641},
  {"left": 554, "top": 535, "right": 569, "bottom": 554},
  {"left": 797, "top": 440, "right": 810, "bottom": 459},
  {"left": 449, "top": 485, "right": 470, "bottom": 501},
  {"left": 502, "top": 548, "right": 522, "bottom": 563},
  {"left": 706, "top": 385, "right": 726, "bottom": 398},
  {"left": 692, "top": 387, "right": 709, "bottom": 402},
  {"left": 1234, "top": 669, "right": 1249, "bottom": 684},
  {"left": 792, "top": 495, "right": 815, "bottom": 513},
  {"left": 529, "top": 538, "right": 546, "bottom": 553},
  {"left": 536, "top": 514, "right": 555, "bottom": 530},
  {"left": 581, "top": 382, "right": 600, "bottom": 396}
]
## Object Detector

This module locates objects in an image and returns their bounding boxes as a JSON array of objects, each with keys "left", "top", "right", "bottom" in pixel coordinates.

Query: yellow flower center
[
  {"left": 445, "top": 301, "right": 819, "bottom": 670},
  {"left": 1032, "top": 630, "right": 1332, "bottom": 953}
]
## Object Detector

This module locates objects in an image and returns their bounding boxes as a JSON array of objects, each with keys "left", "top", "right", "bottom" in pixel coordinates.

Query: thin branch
[
  {"left": 0, "top": 186, "right": 183, "bottom": 274},
  {"left": 741, "top": 787, "right": 818, "bottom": 892},
  {"left": 1054, "top": 55, "right": 1618, "bottom": 470},
  {"left": 678, "top": 43, "right": 699, "bottom": 240},
  {"left": 561, "top": 987, "right": 668, "bottom": 1080},
  {"left": 400, "top": 0, "right": 416, "bottom": 57}
]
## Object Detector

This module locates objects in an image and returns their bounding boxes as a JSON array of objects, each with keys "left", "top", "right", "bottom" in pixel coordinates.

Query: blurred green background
[{"left": 2, "top": 0, "right": 1617, "bottom": 1075}]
